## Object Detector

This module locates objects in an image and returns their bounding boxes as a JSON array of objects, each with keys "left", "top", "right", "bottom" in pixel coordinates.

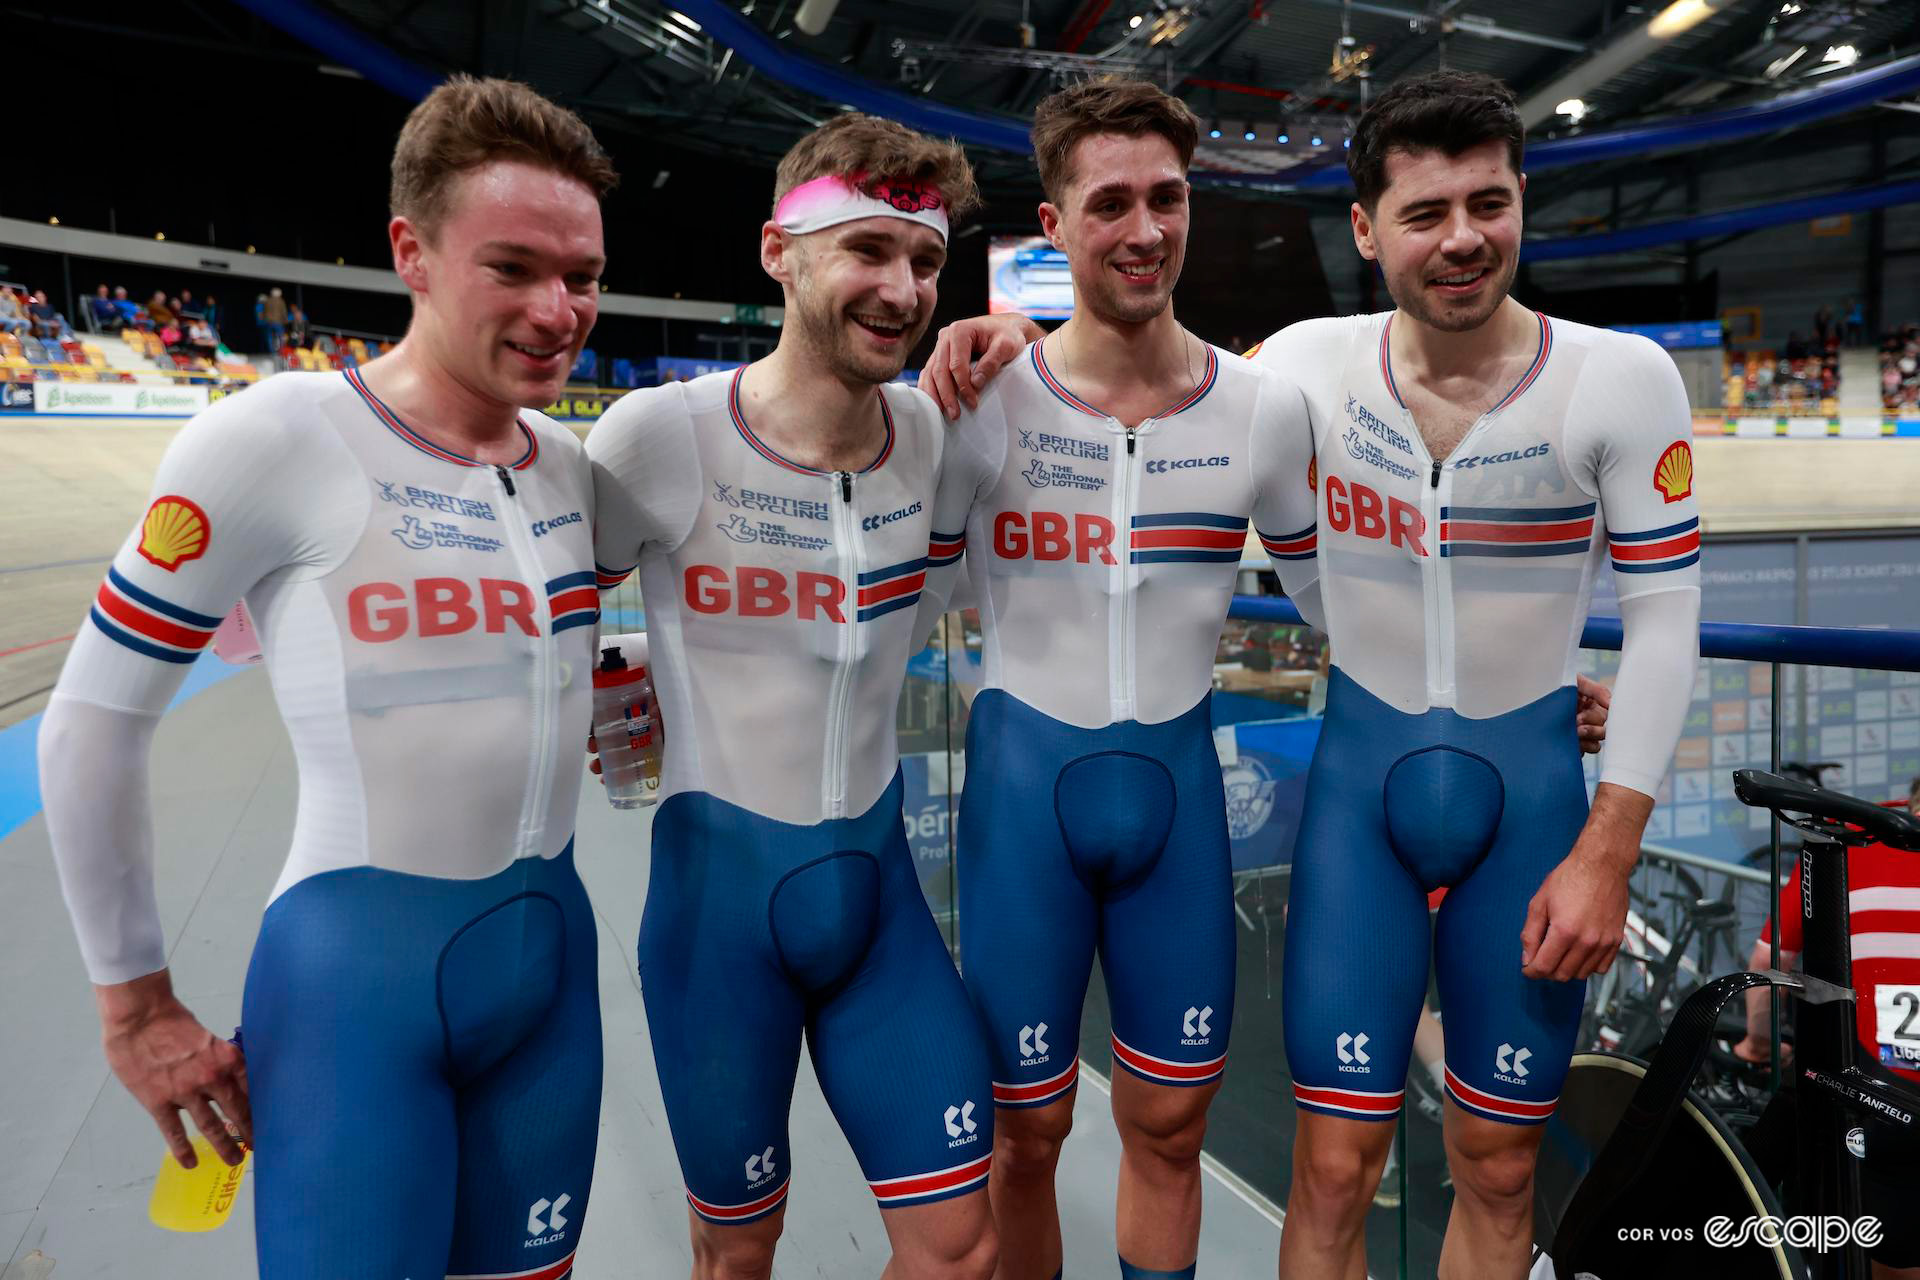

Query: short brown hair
[
  {"left": 773, "top": 113, "right": 981, "bottom": 223},
  {"left": 1347, "top": 71, "right": 1524, "bottom": 212},
  {"left": 391, "top": 75, "right": 619, "bottom": 239},
  {"left": 1031, "top": 77, "right": 1199, "bottom": 204}
]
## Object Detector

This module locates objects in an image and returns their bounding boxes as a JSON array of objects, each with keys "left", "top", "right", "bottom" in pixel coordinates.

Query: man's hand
[
  {"left": 96, "top": 971, "right": 249, "bottom": 1168},
  {"left": 1520, "top": 783, "right": 1652, "bottom": 981},
  {"left": 918, "top": 313, "right": 1045, "bottom": 419},
  {"left": 1575, "top": 674, "right": 1611, "bottom": 756}
]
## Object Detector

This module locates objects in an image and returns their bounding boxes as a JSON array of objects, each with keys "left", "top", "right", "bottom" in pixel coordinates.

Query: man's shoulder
[
  {"left": 1545, "top": 314, "right": 1672, "bottom": 372},
  {"left": 1247, "top": 313, "right": 1373, "bottom": 374},
  {"left": 587, "top": 379, "right": 698, "bottom": 451}
]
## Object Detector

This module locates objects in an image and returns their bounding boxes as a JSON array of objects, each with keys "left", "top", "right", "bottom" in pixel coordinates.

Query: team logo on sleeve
[
  {"left": 137, "top": 496, "right": 211, "bottom": 571},
  {"left": 1307, "top": 455, "right": 1317, "bottom": 491},
  {"left": 1653, "top": 441, "right": 1693, "bottom": 503}
]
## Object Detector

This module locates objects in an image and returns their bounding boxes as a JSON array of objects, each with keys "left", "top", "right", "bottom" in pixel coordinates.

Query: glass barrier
[{"left": 603, "top": 562, "right": 1920, "bottom": 1276}]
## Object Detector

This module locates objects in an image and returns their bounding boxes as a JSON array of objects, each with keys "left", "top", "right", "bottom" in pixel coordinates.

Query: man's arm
[
  {"left": 918, "top": 313, "right": 1046, "bottom": 420},
  {"left": 1247, "top": 368, "right": 1323, "bottom": 632},
  {"left": 40, "top": 394, "right": 346, "bottom": 1165},
  {"left": 1522, "top": 336, "right": 1702, "bottom": 982}
]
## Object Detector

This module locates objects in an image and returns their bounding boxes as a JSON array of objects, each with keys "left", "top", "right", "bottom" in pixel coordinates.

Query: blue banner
[{"left": 1609, "top": 320, "right": 1723, "bottom": 350}]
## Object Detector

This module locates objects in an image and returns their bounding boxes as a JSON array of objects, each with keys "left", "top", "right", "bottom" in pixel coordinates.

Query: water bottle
[
  {"left": 149, "top": 1030, "right": 249, "bottom": 1233},
  {"left": 593, "top": 642, "right": 661, "bottom": 809}
]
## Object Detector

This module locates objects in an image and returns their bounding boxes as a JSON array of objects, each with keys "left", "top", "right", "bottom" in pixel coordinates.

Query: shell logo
[
  {"left": 1653, "top": 441, "right": 1693, "bottom": 504},
  {"left": 138, "top": 496, "right": 211, "bottom": 571},
  {"left": 1307, "top": 455, "right": 1318, "bottom": 492}
]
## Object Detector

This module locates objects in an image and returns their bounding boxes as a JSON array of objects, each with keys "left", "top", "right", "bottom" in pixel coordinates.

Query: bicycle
[{"left": 1541, "top": 769, "right": 1920, "bottom": 1280}]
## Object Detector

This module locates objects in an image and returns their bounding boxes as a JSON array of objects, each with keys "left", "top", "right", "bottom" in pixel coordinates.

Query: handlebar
[{"left": 1733, "top": 769, "right": 1920, "bottom": 851}]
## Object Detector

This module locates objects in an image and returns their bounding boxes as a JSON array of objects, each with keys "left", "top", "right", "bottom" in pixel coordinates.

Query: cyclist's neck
[
  {"left": 1389, "top": 295, "right": 1536, "bottom": 387},
  {"left": 741, "top": 344, "right": 890, "bottom": 474},
  {"left": 355, "top": 342, "right": 528, "bottom": 467},
  {"left": 1052, "top": 306, "right": 1195, "bottom": 426}
]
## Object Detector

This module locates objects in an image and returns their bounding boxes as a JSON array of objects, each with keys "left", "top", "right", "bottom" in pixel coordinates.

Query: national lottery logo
[
  {"left": 717, "top": 514, "right": 760, "bottom": 544},
  {"left": 1222, "top": 756, "right": 1277, "bottom": 840},
  {"left": 1020, "top": 459, "right": 1105, "bottom": 491}
]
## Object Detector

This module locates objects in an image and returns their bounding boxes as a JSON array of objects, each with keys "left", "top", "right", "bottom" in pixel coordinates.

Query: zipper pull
[
  {"left": 1126, "top": 429, "right": 1136, "bottom": 456},
  {"left": 838, "top": 471, "right": 853, "bottom": 503},
  {"left": 1429, "top": 461, "right": 1441, "bottom": 489},
  {"left": 495, "top": 465, "right": 516, "bottom": 497}
]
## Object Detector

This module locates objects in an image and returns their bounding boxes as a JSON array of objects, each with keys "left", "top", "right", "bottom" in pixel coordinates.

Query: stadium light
[
  {"left": 47, "top": 216, "right": 58, "bottom": 226},
  {"left": 1244, "top": 129, "right": 1256, "bottom": 141},
  {"left": 1278, "top": 132, "right": 1290, "bottom": 143},
  {"left": 154, "top": 232, "right": 165, "bottom": 241},
  {"left": 1649, "top": 0, "right": 1715, "bottom": 39},
  {"left": 246, "top": 245, "right": 257, "bottom": 254},
  {"left": 1311, "top": 135, "right": 1323, "bottom": 147},
  {"left": 1209, "top": 127, "right": 1222, "bottom": 138},
  {"left": 1129, "top": 14, "right": 1144, "bottom": 29},
  {"left": 1557, "top": 97, "right": 1588, "bottom": 122},
  {"left": 1822, "top": 44, "right": 1859, "bottom": 68}
]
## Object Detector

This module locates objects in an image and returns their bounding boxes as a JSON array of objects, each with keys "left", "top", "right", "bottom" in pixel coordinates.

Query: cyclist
[
  {"left": 915, "top": 78, "right": 1322, "bottom": 1280},
  {"left": 1737, "top": 774, "right": 1920, "bottom": 1280},
  {"left": 921, "top": 71, "right": 1696, "bottom": 1280},
  {"left": 586, "top": 116, "right": 997, "bottom": 1280},
  {"left": 39, "top": 78, "right": 615, "bottom": 1279}
]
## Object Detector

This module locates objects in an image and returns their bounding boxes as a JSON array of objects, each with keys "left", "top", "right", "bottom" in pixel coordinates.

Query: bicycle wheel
[{"left": 1535, "top": 1052, "right": 1801, "bottom": 1279}]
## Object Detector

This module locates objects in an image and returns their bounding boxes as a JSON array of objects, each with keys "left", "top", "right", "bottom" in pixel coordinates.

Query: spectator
[
  {"left": 262, "top": 287, "right": 289, "bottom": 350},
  {"left": 158, "top": 316, "right": 183, "bottom": 350},
  {"left": 1845, "top": 299, "right": 1866, "bottom": 347},
  {"left": 28, "top": 290, "right": 72, "bottom": 342},
  {"left": 1813, "top": 303, "right": 1835, "bottom": 347},
  {"left": 1785, "top": 330, "right": 1808, "bottom": 361},
  {"left": 0, "top": 287, "right": 26, "bottom": 336},
  {"left": 87, "top": 284, "right": 122, "bottom": 333},
  {"left": 287, "top": 303, "right": 309, "bottom": 350},
  {"left": 178, "top": 288, "right": 196, "bottom": 317},
  {"left": 111, "top": 286, "right": 141, "bottom": 327},
  {"left": 184, "top": 316, "right": 217, "bottom": 358},
  {"left": 146, "top": 291, "right": 174, "bottom": 330},
  {"left": 202, "top": 294, "right": 220, "bottom": 330}
]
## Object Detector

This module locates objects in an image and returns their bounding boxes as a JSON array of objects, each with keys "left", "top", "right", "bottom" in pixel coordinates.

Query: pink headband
[{"left": 774, "top": 172, "right": 950, "bottom": 243}]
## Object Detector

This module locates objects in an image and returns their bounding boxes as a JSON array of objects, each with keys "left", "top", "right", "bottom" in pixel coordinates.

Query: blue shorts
[
  {"left": 959, "top": 690, "right": 1234, "bottom": 1108},
  {"left": 640, "top": 773, "right": 993, "bottom": 1224},
  {"left": 242, "top": 843, "right": 600, "bottom": 1280},
  {"left": 1283, "top": 669, "right": 1589, "bottom": 1126}
]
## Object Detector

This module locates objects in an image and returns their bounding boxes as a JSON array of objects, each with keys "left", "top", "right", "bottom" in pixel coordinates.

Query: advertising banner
[{"left": 33, "top": 382, "right": 208, "bottom": 416}]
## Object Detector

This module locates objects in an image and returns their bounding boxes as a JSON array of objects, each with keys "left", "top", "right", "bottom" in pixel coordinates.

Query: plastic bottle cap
[{"left": 599, "top": 646, "right": 627, "bottom": 672}]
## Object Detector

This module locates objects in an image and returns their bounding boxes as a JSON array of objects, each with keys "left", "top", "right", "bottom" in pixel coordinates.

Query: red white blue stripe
[
  {"left": 1258, "top": 521, "right": 1317, "bottom": 562},
  {"left": 594, "top": 561, "right": 634, "bottom": 589},
  {"left": 1444, "top": 1067, "right": 1558, "bottom": 1125},
  {"left": 1032, "top": 339, "right": 1218, "bottom": 418},
  {"left": 687, "top": 1177, "right": 789, "bottom": 1225},
  {"left": 546, "top": 570, "right": 600, "bottom": 633},
  {"left": 870, "top": 1153, "right": 992, "bottom": 1209},
  {"left": 1440, "top": 502, "right": 1596, "bottom": 558},
  {"left": 1110, "top": 1034, "right": 1226, "bottom": 1087},
  {"left": 729, "top": 366, "right": 894, "bottom": 476},
  {"left": 992, "top": 1059, "right": 1078, "bottom": 1109},
  {"left": 1608, "top": 515, "right": 1700, "bottom": 574},
  {"left": 90, "top": 566, "right": 220, "bottom": 663},
  {"left": 447, "top": 1251, "right": 578, "bottom": 1280},
  {"left": 927, "top": 529, "right": 965, "bottom": 569},
  {"left": 344, "top": 368, "right": 538, "bottom": 470},
  {"left": 1129, "top": 512, "right": 1247, "bottom": 564},
  {"left": 1293, "top": 1081, "right": 1403, "bottom": 1122},
  {"left": 857, "top": 556, "right": 927, "bottom": 622},
  {"left": 1381, "top": 311, "right": 1551, "bottom": 415}
]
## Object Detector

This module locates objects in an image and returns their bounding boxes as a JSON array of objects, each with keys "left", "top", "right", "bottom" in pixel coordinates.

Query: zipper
[
  {"left": 1111, "top": 423, "right": 1141, "bottom": 722},
  {"left": 824, "top": 470, "right": 859, "bottom": 818},
  {"left": 1420, "top": 454, "right": 1449, "bottom": 707},
  {"left": 491, "top": 463, "right": 550, "bottom": 857}
]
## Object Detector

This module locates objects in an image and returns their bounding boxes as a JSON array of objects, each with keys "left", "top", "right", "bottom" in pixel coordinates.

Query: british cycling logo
[
  {"left": 1222, "top": 756, "right": 1277, "bottom": 840},
  {"left": 1019, "top": 428, "right": 1110, "bottom": 462},
  {"left": 714, "top": 481, "right": 830, "bottom": 522},
  {"left": 375, "top": 478, "right": 496, "bottom": 521},
  {"left": 1344, "top": 394, "right": 1414, "bottom": 454},
  {"left": 1342, "top": 426, "right": 1419, "bottom": 481},
  {"left": 391, "top": 514, "right": 504, "bottom": 553},
  {"left": 1021, "top": 458, "right": 1105, "bottom": 491}
]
